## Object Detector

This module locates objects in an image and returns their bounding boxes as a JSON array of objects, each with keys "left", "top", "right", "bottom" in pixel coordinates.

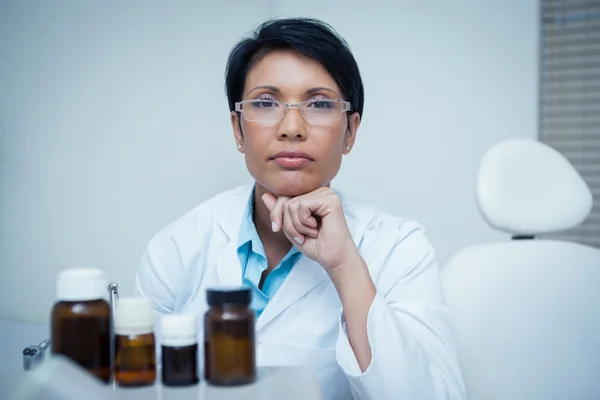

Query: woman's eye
[
  {"left": 309, "top": 100, "right": 335, "bottom": 109},
  {"left": 252, "top": 100, "right": 278, "bottom": 108}
]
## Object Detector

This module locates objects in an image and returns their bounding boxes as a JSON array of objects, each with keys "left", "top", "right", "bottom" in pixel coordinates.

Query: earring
[
  {"left": 237, "top": 144, "right": 242, "bottom": 149},
  {"left": 346, "top": 145, "right": 350, "bottom": 151}
]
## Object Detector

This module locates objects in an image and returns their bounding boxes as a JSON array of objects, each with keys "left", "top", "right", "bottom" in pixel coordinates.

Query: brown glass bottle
[
  {"left": 51, "top": 268, "right": 111, "bottom": 383},
  {"left": 161, "top": 313, "right": 199, "bottom": 386},
  {"left": 113, "top": 297, "right": 156, "bottom": 387},
  {"left": 204, "top": 287, "right": 255, "bottom": 386}
]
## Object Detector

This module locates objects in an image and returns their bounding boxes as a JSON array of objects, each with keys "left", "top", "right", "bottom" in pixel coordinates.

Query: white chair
[{"left": 441, "top": 138, "right": 600, "bottom": 400}]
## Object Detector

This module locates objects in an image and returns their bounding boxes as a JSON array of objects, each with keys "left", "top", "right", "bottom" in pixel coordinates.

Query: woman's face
[{"left": 231, "top": 50, "right": 360, "bottom": 197}]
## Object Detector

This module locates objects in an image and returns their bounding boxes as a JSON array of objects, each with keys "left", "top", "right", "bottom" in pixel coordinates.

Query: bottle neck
[
  {"left": 211, "top": 303, "right": 249, "bottom": 311},
  {"left": 162, "top": 340, "right": 197, "bottom": 348},
  {"left": 56, "top": 298, "right": 106, "bottom": 304},
  {"left": 115, "top": 328, "right": 154, "bottom": 337}
]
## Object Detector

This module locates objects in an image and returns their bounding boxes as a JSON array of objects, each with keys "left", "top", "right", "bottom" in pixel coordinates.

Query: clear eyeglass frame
[{"left": 234, "top": 99, "right": 352, "bottom": 124}]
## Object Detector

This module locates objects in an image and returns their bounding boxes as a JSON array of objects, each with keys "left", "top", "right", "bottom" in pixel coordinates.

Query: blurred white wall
[
  {"left": 0, "top": 0, "right": 538, "bottom": 371},
  {"left": 280, "top": 0, "right": 540, "bottom": 265}
]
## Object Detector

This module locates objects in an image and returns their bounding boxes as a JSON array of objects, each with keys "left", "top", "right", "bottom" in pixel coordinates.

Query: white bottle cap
[
  {"left": 114, "top": 297, "right": 155, "bottom": 336},
  {"left": 161, "top": 314, "right": 197, "bottom": 347},
  {"left": 56, "top": 268, "right": 107, "bottom": 301}
]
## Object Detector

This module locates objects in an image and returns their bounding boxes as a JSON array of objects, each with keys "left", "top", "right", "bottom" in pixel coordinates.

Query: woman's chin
[
  {"left": 257, "top": 177, "right": 328, "bottom": 198},
  {"left": 274, "top": 187, "right": 313, "bottom": 197}
]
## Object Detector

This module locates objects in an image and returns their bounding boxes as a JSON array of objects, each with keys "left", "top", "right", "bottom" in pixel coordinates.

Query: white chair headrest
[{"left": 477, "top": 138, "right": 593, "bottom": 236}]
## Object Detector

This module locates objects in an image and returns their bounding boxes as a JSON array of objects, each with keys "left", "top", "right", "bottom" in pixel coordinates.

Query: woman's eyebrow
[
  {"left": 306, "top": 87, "right": 340, "bottom": 96},
  {"left": 246, "top": 85, "right": 340, "bottom": 97},
  {"left": 247, "top": 85, "right": 280, "bottom": 95}
]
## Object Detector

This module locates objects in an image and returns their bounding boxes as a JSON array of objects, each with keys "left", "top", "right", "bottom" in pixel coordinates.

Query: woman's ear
[
  {"left": 344, "top": 112, "right": 360, "bottom": 154},
  {"left": 231, "top": 111, "right": 244, "bottom": 152}
]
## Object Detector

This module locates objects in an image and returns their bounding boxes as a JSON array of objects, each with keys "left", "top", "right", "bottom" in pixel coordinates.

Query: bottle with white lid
[
  {"left": 51, "top": 267, "right": 111, "bottom": 383},
  {"left": 161, "top": 313, "right": 199, "bottom": 386},
  {"left": 113, "top": 297, "right": 156, "bottom": 387}
]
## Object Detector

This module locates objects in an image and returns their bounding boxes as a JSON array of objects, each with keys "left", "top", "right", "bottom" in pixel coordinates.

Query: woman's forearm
[{"left": 328, "top": 251, "right": 377, "bottom": 372}]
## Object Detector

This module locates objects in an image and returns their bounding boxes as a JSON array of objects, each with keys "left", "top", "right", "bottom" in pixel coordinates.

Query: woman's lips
[
  {"left": 271, "top": 151, "right": 313, "bottom": 169},
  {"left": 273, "top": 157, "right": 311, "bottom": 168}
]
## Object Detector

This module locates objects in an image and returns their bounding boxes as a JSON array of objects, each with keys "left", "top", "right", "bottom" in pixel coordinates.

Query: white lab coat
[{"left": 136, "top": 183, "right": 466, "bottom": 400}]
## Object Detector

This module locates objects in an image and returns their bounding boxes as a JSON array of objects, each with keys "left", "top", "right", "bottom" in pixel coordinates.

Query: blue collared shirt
[{"left": 237, "top": 191, "right": 301, "bottom": 316}]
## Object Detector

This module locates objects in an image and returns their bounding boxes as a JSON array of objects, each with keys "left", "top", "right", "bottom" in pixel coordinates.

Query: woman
[{"left": 136, "top": 17, "right": 465, "bottom": 400}]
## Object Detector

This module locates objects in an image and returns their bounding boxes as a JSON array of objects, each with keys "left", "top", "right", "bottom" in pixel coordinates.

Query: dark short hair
[{"left": 224, "top": 17, "right": 364, "bottom": 118}]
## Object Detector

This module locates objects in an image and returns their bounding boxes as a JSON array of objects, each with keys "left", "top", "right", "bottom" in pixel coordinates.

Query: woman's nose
[{"left": 277, "top": 106, "right": 307, "bottom": 140}]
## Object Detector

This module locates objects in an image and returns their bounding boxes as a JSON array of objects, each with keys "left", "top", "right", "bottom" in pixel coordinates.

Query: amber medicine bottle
[
  {"left": 204, "top": 287, "right": 256, "bottom": 386},
  {"left": 161, "top": 313, "right": 199, "bottom": 386},
  {"left": 114, "top": 297, "right": 156, "bottom": 387},
  {"left": 51, "top": 267, "right": 111, "bottom": 383}
]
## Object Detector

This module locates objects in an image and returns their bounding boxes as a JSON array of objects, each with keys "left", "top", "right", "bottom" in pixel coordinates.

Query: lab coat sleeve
[
  {"left": 135, "top": 232, "right": 184, "bottom": 313},
  {"left": 135, "top": 231, "right": 187, "bottom": 367},
  {"left": 335, "top": 226, "right": 466, "bottom": 400}
]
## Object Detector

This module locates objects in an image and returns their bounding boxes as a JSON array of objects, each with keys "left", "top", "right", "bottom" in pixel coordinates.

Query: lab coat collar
[
  {"left": 255, "top": 251, "right": 328, "bottom": 331},
  {"left": 215, "top": 183, "right": 255, "bottom": 244},
  {"left": 212, "top": 183, "right": 254, "bottom": 287},
  {"left": 214, "top": 183, "right": 364, "bottom": 331}
]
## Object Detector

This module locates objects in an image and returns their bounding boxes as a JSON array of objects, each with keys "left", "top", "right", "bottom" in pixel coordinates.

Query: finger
[
  {"left": 269, "top": 195, "right": 289, "bottom": 232},
  {"left": 282, "top": 204, "right": 305, "bottom": 246},
  {"left": 261, "top": 192, "right": 278, "bottom": 212},
  {"left": 297, "top": 194, "right": 339, "bottom": 218},
  {"left": 287, "top": 200, "right": 319, "bottom": 238},
  {"left": 298, "top": 200, "right": 319, "bottom": 229}
]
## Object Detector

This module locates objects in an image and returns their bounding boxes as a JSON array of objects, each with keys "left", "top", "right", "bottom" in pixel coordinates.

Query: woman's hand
[
  {"left": 263, "top": 187, "right": 376, "bottom": 371},
  {"left": 261, "top": 187, "right": 359, "bottom": 271}
]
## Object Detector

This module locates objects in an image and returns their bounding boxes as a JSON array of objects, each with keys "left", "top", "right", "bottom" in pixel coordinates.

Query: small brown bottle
[
  {"left": 114, "top": 297, "right": 156, "bottom": 387},
  {"left": 161, "top": 313, "right": 199, "bottom": 386},
  {"left": 51, "top": 267, "right": 111, "bottom": 383},
  {"left": 204, "top": 287, "right": 255, "bottom": 386}
]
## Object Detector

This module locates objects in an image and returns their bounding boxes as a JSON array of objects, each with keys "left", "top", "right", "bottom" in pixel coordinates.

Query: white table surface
[
  {"left": 111, "top": 367, "right": 321, "bottom": 400},
  {"left": 1, "top": 356, "right": 323, "bottom": 400}
]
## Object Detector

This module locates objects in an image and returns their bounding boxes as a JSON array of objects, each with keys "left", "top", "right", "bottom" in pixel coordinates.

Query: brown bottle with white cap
[
  {"left": 113, "top": 297, "right": 157, "bottom": 387},
  {"left": 161, "top": 313, "right": 199, "bottom": 386},
  {"left": 51, "top": 267, "right": 111, "bottom": 383}
]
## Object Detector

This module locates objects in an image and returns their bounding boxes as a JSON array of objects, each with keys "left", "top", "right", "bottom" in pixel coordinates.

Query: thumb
[{"left": 261, "top": 192, "right": 278, "bottom": 211}]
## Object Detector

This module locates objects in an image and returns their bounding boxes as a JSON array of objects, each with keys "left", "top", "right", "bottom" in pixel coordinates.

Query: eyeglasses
[{"left": 235, "top": 99, "right": 351, "bottom": 125}]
